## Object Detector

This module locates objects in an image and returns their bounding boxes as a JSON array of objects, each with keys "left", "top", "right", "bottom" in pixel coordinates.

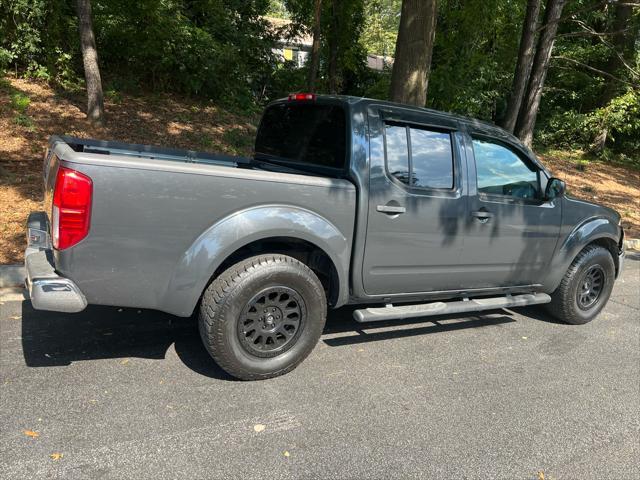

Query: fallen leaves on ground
[
  {"left": 253, "top": 424, "right": 266, "bottom": 433},
  {"left": 50, "top": 453, "right": 63, "bottom": 461},
  {"left": 0, "top": 76, "right": 257, "bottom": 264},
  {"left": 23, "top": 430, "right": 39, "bottom": 438}
]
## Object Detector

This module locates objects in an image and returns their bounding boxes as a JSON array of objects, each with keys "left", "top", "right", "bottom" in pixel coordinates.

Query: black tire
[
  {"left": 199, "top": 254, "right": 327, "bottom": 380},
  {"left": 546, "top": 245, "right": 615, "bottom": 325}
]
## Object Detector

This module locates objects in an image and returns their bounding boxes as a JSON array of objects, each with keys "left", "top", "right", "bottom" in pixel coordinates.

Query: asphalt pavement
[{"left": 1, "top": 254, "right": 639, "bottom": 479}]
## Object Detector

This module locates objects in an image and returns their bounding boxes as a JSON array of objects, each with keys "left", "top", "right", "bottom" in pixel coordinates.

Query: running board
[{"left": 353, "top": 293, "right": 551, "bottom": 323}]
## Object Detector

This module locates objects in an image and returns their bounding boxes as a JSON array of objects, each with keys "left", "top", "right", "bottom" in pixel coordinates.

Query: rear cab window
[{"left": 254, "top": 102, "right": 347, "bottom": 175}]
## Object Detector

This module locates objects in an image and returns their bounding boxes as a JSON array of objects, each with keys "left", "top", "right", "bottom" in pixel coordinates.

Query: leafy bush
[
  {"left": 537, "top": 89, "right": 640, "bottom": 156},
  {"left": 0, "top": 48, "right": 13, "bottom": 70},
  {"left": 1, "top": 0, "right": 278, "bottom": 109},
  {"left": 91, "top": 0, "right": 277, "bottom": 108},
  {"left": 0, "top": 0, "right": 77, "bottom": 82},
  {"left": 263, "top": 61, "right": 308, "bottom": 101}
]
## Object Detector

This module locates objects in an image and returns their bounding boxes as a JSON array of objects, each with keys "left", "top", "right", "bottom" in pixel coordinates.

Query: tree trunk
[
  {"left": 328, "top": 0, "right": 339, "bottom": 94},
  {"left": 603, "top": 1, "right": 636, "bottom": 98},
  {"left": 502, "top": 0, "right": 542, "bottom": 133},
  {"left": 515, "top": 0, "right": 566, "bottom": 148},
  {"left": 388, "top": 0, "right": 438, "bottom": 106},
  {"left": 592, "top": 2, "right": 635, "bottom": 152},
  {"left": 76, "top": 0, "right": 104, "bottom": 126},
  {"left": 307, "top": 0, "right": 323, "bottom": 92}
]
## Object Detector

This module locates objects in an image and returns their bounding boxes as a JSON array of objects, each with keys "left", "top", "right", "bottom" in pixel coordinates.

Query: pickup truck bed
[
  {"left": 33, "top": 135, "right": 356, "bottom": 316},
  {"left": 62, "top": 136, "right": 249, "bottom": 167}
]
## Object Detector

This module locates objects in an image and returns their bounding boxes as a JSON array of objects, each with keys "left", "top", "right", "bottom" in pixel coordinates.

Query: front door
[
  {"left": 462, "top": 134, "right": 561, "bottom": 288},
  {"left": 362, "top": 108, "right": 469, "bottom": 295}
]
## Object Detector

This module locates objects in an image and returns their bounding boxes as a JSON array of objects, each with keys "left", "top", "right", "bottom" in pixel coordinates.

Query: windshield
[{"left": 254, "top": 103, "right": 347, "bottom": 171}]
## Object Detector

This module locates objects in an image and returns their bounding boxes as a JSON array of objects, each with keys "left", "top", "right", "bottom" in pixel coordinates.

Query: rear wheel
[
  {"left": 547, "top": 245, "right": 615, "bottom": 325},
  {"left": 199, "top": 254, "right": 327, "bottom": 380}
]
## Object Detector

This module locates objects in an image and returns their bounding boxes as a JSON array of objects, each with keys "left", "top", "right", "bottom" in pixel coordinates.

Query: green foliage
[
  {"left": 264, "top": 61, "right": 308, "bottom": 99},
  {"left": 538, "top": 89, "right": 640, "bottom": 156},
  {"left": 13, "top": 113, "right": 34, "bottom": 129},
  {"left": 360, "top": 0, "right": 401, "bottom": 57},
  {"left": 10, "top": 92, "right": 31, "bottom": 113},
  {"left": 283, "top": 0, "right": 370, "bottom": 94},
  {"left": 1, "top": 0, "right": 278, "bottom": 108},
  {"left": 222, "top": 127, "right": 255, "bottom": 154},
  {"left": 0, "top": 0, "right": 78, "bottom": 81},
  {"left": 362, "top": 70, "right": 392, "bottom": 99},
  {"left": 91, "top": 0, "right": 277, "bottom": 108},
  {"left": 0, "top": 47, "right": 13, "bottom": 70},
  {"left": 267, "top": 0, "right": 289, "bottom": 18},
  {"left": 428, "top": 0, "right": 522, "bottom": 119},
  {"left": 0, "top": 0, "right": 637, "bottom": 157},
  {"left": 535, "top": 1, "right": 640, "bottom": 156}
]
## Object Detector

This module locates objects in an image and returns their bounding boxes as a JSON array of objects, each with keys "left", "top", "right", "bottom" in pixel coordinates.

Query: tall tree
[
  {"left": 75, "top": 0, "right": 104, "bottom": 125},
  {"left": 515, "top": 0, "right": 566, "bottom": 147},
  {"left": 502, "top": 0, "right": 542, "bottom": 133},
  {"left": 327, "top": 0, "right": 340, "bottom": 93},
  {"left": 389, "top": 0, "right": 438, "bottom": 106},
  {"left": 592, "top": 1, "right": 639, "bottom": 151},
  {"left": 600, "top": 1, "right": 638, "bottom": 103},
  {"left": 307, "top": 0, "right": 322, "bottom": 92}
]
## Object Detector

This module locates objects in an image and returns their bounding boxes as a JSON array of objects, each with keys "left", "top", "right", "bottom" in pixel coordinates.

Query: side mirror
[{"left": 545, "top": 177, "right": 566, "bottom": 201}]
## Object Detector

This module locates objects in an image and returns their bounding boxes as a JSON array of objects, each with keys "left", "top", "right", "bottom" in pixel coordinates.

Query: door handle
[
  {"left": 471, "top": 210, "right": 494, "bottom": 222},
  {"left": 377, "top": 204, "right": 406, "bottom": 214}
]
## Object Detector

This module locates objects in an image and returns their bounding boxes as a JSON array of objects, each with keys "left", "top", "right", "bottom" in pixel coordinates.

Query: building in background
[{"left": 266, "top": 17, "right": 392, "bottom": 71}]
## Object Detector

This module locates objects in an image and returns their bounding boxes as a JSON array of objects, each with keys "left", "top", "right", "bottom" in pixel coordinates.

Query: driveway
[{"left": 1, "top": 254, "right": 639, "bottom": 479}]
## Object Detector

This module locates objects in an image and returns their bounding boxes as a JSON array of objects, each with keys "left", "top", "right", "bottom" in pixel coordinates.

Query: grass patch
[
  {"left": 200, "top": 135, "right": 222, "bottom": 150},
  {"left": 0, "top": 76, "right": 11, "bottom": 91},
  {"left": 223, "top": 127, "right": 253, "bottom": 155},
  {"left": 105, "top": 88, "right": 123, "bottom": 104},
  {"left": 576, "top": 159, "right": 589, "bottom": 172},
  {"left": 10, "top": 92, "right": 30, "bottom": 113},
  {"left": 13, "top": 113, "right": 34, "bottom": 129}
]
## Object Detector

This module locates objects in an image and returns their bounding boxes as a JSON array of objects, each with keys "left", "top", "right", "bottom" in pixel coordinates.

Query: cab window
[
  {"left": 384, "top": 124, "right": 411, "bottom": 184},
  {"left": 472, "top": 138, "right": 539, "bottom": 200},
  {"left": 384, "top": 123, "right": 454, "bottom": 190},
  {"left": 410, "top": 128, "right": 453, "bottom": 189}
]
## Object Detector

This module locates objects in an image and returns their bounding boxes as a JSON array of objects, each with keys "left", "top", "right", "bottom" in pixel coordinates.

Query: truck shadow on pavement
[{"left": 20, "top": 300, "right": 556, "bottom": 380}]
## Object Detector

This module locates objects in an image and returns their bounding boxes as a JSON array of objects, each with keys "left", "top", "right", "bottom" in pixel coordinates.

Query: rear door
[
  {"left": 462, "top": 132, "right": 561, "bottom": 287},
  {"left": 362, "top": 107, "right": 468, "bottom": 295}
]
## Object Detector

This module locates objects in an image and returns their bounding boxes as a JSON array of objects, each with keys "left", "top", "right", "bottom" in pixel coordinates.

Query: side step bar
[{"left": 353, "top": 293, "right": 551, "bottom": 323}]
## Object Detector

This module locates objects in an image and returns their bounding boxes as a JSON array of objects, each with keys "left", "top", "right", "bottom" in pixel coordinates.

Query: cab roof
[{"left": 274, "top": 94, "right": 523, "bottom": 147}]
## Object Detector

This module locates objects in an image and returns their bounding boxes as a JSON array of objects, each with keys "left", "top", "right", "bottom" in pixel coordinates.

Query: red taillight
[
  {"left": 52, "top": 166, "right": 93, "bottom": 250},
  {"left": 288, "top": 93, "right": 316, "bottom": 101}
]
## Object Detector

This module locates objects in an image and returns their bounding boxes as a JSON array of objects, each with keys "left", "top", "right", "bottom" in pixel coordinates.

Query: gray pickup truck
[{"left": 26, "top": 94, "right": 625, "bottom": 380}]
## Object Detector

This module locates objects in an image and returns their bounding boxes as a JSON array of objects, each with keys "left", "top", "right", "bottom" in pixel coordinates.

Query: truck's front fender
[
  {"left": 161, "top": 205, "right": 351, "bottom": 317},
  {"left": 543, "top": 216, "right": 620, "bottom": 293}
]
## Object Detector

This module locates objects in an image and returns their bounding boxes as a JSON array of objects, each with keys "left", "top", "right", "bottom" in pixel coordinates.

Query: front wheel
[
  {"left": 546, "top": 245, "right": 615, "bottom": 325},
  {"left": 199, "top": 254, "right": 327, "bottom": 380}
]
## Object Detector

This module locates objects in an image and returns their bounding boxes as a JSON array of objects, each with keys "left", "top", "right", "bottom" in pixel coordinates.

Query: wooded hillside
[{"left": 1, "top": 0, "right": 638, "bottom": 157}]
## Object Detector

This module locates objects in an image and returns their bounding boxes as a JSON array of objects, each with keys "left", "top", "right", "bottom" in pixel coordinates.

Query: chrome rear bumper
[{"left": 25, "top": 212, "right": 87, "bottom": 313}]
